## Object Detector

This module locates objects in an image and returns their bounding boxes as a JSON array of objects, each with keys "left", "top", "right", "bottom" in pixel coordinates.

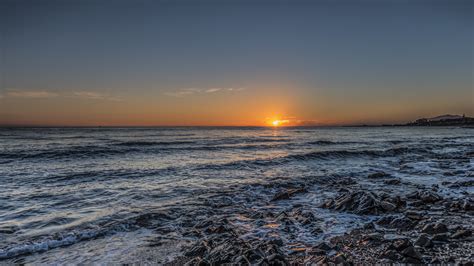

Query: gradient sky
[{"left": 0, "top": 0, "right": 472, "bottom": 126}]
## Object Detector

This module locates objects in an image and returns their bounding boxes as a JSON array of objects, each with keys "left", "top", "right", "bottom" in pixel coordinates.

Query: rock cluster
[{"left": 320, "top": 190, "right": 405, "bottom": 215}]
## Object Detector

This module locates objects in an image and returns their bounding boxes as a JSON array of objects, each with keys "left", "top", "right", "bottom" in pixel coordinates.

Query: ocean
[{"left": 0, "top": 127, "right": 472, "bottom": 264}]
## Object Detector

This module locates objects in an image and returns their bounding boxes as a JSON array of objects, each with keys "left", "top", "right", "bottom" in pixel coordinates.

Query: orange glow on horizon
[{"left": 268, "top": 119, "right": 290, "bottom": 127}]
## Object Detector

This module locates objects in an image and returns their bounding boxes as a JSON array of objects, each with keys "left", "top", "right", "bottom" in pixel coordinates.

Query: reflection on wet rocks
[{"left": 1, "top": 127, "right": 473, "bottom": 264}]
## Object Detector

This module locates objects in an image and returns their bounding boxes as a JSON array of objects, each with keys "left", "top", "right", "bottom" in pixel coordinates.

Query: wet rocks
[
  {"left": 451, "top": 229, "right": 472, "bottom": 239},
  {"left": 271, "top": 187, "right": 307, "bottom": 201},
  {"left": 400, "top": 245, "right": 422, "bottom": 262},
  {"left": 384, "top": 178, "right": 401, "bottom": 185},
  {"left": 448, "top": 180, "right": 474, "bottom": 188},
  {"left": 379, "top": 201, "right": 397, "bottom": 211},
  {"left": 368, "top": 172, "right": 390, "bottom": 179},
  {"left": 321, "top": 190, "right": 403, "bottom": 215},
  {"left": 446, "top": 199, "right": 474, "bottom": 211},
  {"left": 431, "top": 233, "right": 449, "bottom": 242},
  {"left": 381, "top": 239, "right": 423, "bottom": 263},
  {"left": 421, "top": 223, "right": 448, "bottom": 235},
  {"left": 407, "top": 190, "right": 443, "bottom": 204},
  {"left": 414, "top": 234, "right": 433, "bottom": 248},
  {"left": 376, "top": 215, "right": 418, "bottom": 230}
]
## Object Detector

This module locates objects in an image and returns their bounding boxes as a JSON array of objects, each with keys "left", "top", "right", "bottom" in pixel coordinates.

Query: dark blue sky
[{"left": 0, "top": 0, "right": 472, "bottom": 126}]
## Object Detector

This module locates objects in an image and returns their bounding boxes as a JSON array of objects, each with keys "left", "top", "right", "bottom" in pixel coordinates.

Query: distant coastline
[{"left": 349, "top": 114, "right": 474, "bottom": 128}]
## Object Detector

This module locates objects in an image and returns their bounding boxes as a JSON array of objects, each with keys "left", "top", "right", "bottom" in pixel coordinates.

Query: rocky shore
[{"left": 167, "top": 171, "right": 473, "bottom": 265}]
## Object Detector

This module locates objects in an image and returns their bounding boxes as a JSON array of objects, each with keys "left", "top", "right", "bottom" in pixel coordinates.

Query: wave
[
  {"left": 0, "top": 140, "right": 291, "bottom": 161},
  {"left": 114, "top": 140, "right": 195, "bottom": 146},
  {"left": 306, "top": 140, "right": 362, "bottom": 145},
  {"left": 0, "top": 230, "right": 102, "bottom": 260},
  {"left": 0, "top": 146, "right": 133, "bottom": 160},
  {"left": 0, "top": 209, "right": 177, "bottom": 260},
  {"left": 198, "top": 147, "right": 432, "bottom": 170}
]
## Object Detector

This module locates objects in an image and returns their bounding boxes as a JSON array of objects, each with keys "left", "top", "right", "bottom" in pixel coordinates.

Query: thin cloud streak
[
  {"left": 165, "top": 87, "right": 246, "bottom": 97},
  {"left": 5, "top": 90, "right": 59, "bottom": 98},
  {"left": 0, "top": 89, "right": 122, "bottom": 101},
  {"left": 72, "top": 91, "right": 123, "bottom": 101}
]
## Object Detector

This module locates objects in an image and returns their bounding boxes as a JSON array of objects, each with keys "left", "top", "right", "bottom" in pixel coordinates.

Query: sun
[{"left": 272, "top": 120, "right": 281, "bottom": 126}]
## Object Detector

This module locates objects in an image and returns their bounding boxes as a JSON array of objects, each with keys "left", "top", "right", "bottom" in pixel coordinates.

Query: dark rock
[
  {"left": 268, "top": 238, "right": 284, "bottom": 246},
  {"left": 315, "top": 242, "right": 333, "bottom": 251},
  {"left": 405, "top": 211, "right": 425, "bottom": 221},
  {"left": 421, "top": 223, "right": 448, "bottom": 234},
  {"left": 363, "top": 222, "right": 375, "bottom": 229},
  {"left": 233, "top": 255, "right": 250, "bottom": 264},
  {"left": 368, "top": 172, "right": 390, "bottom": 179},
  {"left": 407, "top": 190, "right": 443, "bottom": 203},
  {"left": 448, "top": 242, "right": 459, "bottom": 249},
  {"left": 448, "top": 180, "right": 474, "bottom": 188},
  {"left": 414, "top": 234, "right": 433, "bottom": 248},
  {"left": 392, "top": 239, "right": 411, "bottom": 251},
  {"left": 185, "top": 241, "right": 209, "bottom": 257},
  {"left": 376, "top": 215, "right": 416, "bottom": 230},
  {"left": 447, "top": 199, "right": 474, "bottom": 211},
  {"left": 333, "top": 253, "right": 348, "bottom": 265},
  {"left": 363, "top": 232, "right": 383, "bottom": 242},
  {"left": 265, "top": 253, "right": 287, "bottom": 265},
  {"left": 384, "top": 179, "right": 401, "bottom": 185},
  {"left": 380, "top": 250, "right": 401, "bottom": 261},
  {"left": 321, "top": 190, "right": 398, "bottom": 215},
  {"left": 431, "top": 233, "right": 449, "bottom": 242},
  {"left": 271, "top": 187, "right": 307, "bottom": 201},
  {"left": 184, "top": 257, "right": 210, "bottom": 266},
  {"left": 308, "top": 248, "right": 327, "bottom": 256},
  {"left": 135, "top": 212, "right": 171, "bottom": 227},
  {"left": 451, "top": 229, "right": 472, "bottom": 239},
  {"left": 311, "top": 227, "right": 323, "bottom": 235},
  {"left": 376, "top": 216, "right": 394, "bottom": 226},
  {"left": 380, "top": 201, "right": 397, "bottom": 211},
  {"left": 401, "top": 246, "right": 422, "bottom": 261}
]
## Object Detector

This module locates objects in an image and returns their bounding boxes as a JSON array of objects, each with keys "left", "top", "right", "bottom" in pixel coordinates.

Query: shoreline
[{"left": 167, "top": 173, "right": 473, "bottom": 265}]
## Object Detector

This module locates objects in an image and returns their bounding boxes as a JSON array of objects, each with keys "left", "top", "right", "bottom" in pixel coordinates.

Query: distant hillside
[{"left": 406, "top": 114, "right": 474, "bottom": 126}]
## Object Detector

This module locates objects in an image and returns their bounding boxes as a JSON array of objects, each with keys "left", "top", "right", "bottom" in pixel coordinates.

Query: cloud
[
  {"left": 205, "top": 88, "right": 221, "bottom": 93},
  {"left": 72, "top": 91, "right": 122, "bottom": 101},
  {"left": 6, "top": 90, "right": 59, "bottom": 98},
  {"left": 1, "top": 89, "right": 122, "bottom": 101},
  {"left": 165, "top": 87, "right": 246, "bottom": 97}
]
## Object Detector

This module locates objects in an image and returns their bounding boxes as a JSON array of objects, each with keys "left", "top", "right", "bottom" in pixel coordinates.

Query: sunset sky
[{"left": 0, "top": 0, "right": 472, "bottom": 126}]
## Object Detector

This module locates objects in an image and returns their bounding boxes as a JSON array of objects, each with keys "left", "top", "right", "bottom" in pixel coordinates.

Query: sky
[{"left": 0, "top": 0, "right": 472, "bottom": 126}]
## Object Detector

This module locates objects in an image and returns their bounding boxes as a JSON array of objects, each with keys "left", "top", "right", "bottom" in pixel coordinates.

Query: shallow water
[{"left": 0, "top": 127, "right": 473, "bottom": 264}]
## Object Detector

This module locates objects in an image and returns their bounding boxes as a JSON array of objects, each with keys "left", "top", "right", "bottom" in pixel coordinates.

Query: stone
[
  {"left": 333, "top": 253, "right": 348, "bottom": 265},
  {"left": 315, "top": 242, "right": 333, "bottom": 251},
  {"left": 363, "top": 232, "right": 383, "bottom": 241},
  {"left": 321, "top": 190, "right": 396, "bottom": 215},
  {"left": 381, "top": 250, "right": 401, "bottom": 261},
  {"left": 380, "top": 201, "right": 397, "bottom": 211},
  {"left": 408, "top": 190, "right": 443, "bottom": 203},
  {"left": 421, "top": 223, "right": 448, "bottom": 234},
  {"left": 451, "top": 229, "right": 472, "bottom": 239},
  {"left": 265, "top": 253, "right": 287, "bottom": 265},
  {"left": 414, "top": 234, "right": 433, "bottom": 248},
  {"left": 392, "top": 239, "right": 411, "bottom": 251},
  {"left": 431, "top": 233, "right": 449, "bottom": 242},
  {"left": 401, "top": 246, "right": 422, "bottom": 261},
  {"left": 271, "top": 187, "right": 307, "bottom": 201},
  {"left": 384, "top": 179, "right": 401, "bottom": 185},
  {"left": 309, "top": 248, "right": 327, "bottom": 256},
  {"left": 368, "top": 172, "right": 390, "bottom": 179}
]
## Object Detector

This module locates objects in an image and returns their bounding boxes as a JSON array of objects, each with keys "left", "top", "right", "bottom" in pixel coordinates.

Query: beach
[{"left": 0, "top": 127, "right": 472, "bottom": 264}]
